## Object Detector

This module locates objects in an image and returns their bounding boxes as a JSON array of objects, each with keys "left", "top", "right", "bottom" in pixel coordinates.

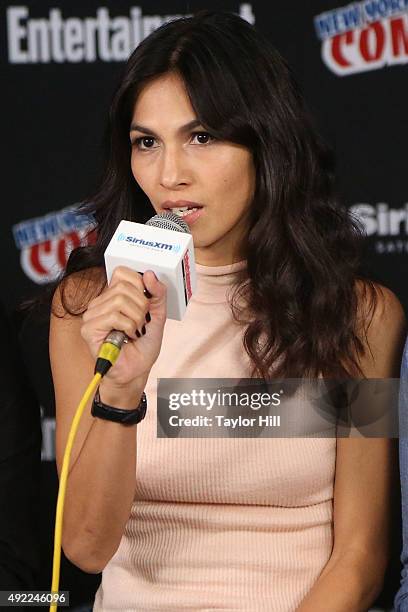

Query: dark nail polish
[
  {"left": 135, "top": 329, "right": 141, "bottom": 338},
  {"left": 141, "top": 325, "right": 146, "bottom": 335},
  {"left": 144, "top": 288, "right": 152, "bottom": 298},
  {"left": 145, "top": 312, "right": 151, "bottom": 323}
]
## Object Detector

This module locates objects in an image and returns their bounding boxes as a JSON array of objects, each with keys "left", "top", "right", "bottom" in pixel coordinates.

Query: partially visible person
[
  {"left": 0, "top": 300, "right": 41, "bottom": 588},
  {"left": 395, "top": 336, "right": 408, "bottom": 611}
]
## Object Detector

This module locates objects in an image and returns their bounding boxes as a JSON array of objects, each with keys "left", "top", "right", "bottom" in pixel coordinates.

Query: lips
[{"left": 172, "top": 207, "right": 204, "bottom": 226}]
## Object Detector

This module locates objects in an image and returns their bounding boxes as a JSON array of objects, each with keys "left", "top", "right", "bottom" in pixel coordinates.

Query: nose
[{"left": 159, "top": 146, "right": 191, "bottom": 190}]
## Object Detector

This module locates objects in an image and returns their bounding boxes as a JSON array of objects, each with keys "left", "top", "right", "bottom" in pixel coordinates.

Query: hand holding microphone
[
  {"left": 81, "top": 211, "right": 196, "bottom": 391},
  {"left": 81, "top": 266, "right": 167, "bottom": 389}
]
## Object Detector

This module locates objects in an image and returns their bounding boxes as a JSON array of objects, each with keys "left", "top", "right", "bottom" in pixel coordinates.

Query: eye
[
  {"left": 190, "top": 131, "right": 214, "bottom": 145},
  {"left": 131, "top": 136, "right": 157, "bottom": 150}
]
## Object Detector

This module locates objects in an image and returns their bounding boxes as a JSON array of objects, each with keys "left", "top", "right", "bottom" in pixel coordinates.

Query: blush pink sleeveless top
[{"left": 93, "top": 260, "right": 336, "bottom": 611}]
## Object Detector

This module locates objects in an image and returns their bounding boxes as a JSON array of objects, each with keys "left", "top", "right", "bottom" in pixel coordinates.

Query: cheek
[
  {"left": 131, "top": 156, "right": 152, "bottom": 192},
  {"left": 214, "top": 155, "right": 255, "bottom": 205},
  {"left": 130, "top": 154, "right": 139, "bottom": 181}
]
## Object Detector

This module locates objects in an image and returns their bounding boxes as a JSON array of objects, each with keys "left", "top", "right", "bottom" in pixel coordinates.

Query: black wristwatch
[{"left": 91, "top": 388, "right": 147, "bottom": 426}]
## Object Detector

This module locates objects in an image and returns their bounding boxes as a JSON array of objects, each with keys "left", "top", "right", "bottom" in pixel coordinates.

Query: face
[{"left": 129, "top": 72, "right": 255, "bottom": 266}]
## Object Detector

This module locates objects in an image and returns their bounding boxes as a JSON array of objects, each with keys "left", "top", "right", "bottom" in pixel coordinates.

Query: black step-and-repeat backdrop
[{"left": 2, "top": 1, "right": 407, "bottom": 609}]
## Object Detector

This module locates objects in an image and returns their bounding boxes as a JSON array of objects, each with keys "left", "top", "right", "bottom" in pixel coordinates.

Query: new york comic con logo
[
  {"left": 117, "top": 232, "right": 181, "bottom": 253},
  {"left": 314, "top": 0, "right": 408, "bottom": 75},
  {"left": 12, "top": 205, "right": 96, "bottom": 284}
]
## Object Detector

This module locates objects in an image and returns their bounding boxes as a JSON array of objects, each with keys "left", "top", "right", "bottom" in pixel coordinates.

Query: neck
[{"left": 194, "top": 249, "right": 247, "bottom": 268}]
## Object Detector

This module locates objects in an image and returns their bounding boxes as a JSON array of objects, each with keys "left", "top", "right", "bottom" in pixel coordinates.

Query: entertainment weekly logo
[
  {"left": 12, "top": 205, "right": 96, "bottom": 283},
  {"left": 350, "top": 201, "right": 408, "bottom": 253},
  {"left": 314, "top": 1, "right": 408, "bottom": 75},
  {"left": 6, "top": 3, "right": 255, "bottom": 64}
]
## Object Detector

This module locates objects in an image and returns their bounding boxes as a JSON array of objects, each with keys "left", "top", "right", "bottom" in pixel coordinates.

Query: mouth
[
  {"left": 162, "top": 201, "right": 204, "bottom": 218},
  {"left": 161, "top": 200, "right": 203, "bottom": 225}
]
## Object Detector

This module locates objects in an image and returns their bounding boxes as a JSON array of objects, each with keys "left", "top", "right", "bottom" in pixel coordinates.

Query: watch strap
[{"left": 91, "top": 388, "right": 147, "bottom": 426}]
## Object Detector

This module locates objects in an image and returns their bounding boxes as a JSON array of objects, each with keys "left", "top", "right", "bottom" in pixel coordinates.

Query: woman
[{"left": 49, "top": 10, "right": 406, "bottom": 611}]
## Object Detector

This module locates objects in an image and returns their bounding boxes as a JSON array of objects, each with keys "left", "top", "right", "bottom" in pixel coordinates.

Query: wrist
[{"left": 98, "top": 375, "right": 149, "bottom": 410}]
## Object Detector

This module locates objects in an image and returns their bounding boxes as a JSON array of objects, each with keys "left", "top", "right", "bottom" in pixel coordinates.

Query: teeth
[{"left": 171, "top": 207, "right": 199, "bottom": 217}]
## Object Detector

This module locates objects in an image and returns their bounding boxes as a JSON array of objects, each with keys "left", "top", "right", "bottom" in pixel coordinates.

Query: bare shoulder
[
  {"left": 355, "top": 279, "right": 405, "bottom": 336},
  {"left": 355, "top": 279, "right": 406, "bottom": 377},
  {"left": 51, "top": 266, "right": 106, "bottom": 319},
  {"left": 50, "top": 266, "right": 106, "bottom": 363}
]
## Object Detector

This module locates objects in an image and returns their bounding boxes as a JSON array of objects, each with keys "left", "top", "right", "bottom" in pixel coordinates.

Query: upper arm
[
  {"left": 331, "top": 283, "right": 406, "bottom": 565},
  {"left": 354, "top": 281, "right": 407, "bottom": 377},
  {"left": 49, "top": 269, "right": 105, "bottom": 476}
]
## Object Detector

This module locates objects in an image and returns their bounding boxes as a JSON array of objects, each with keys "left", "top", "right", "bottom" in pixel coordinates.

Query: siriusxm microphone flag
[{"left": 105, "top": 219, "right": 196, "bottom": 320}]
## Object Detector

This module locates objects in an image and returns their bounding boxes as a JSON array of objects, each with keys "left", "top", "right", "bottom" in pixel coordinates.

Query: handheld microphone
[{"left": 95, "top": 211, "right": 196, "bottom": 376}]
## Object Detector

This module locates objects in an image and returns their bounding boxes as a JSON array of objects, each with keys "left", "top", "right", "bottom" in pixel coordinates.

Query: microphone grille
[{"left": 146, "top": 212, "right": 191, "bottom": 234}]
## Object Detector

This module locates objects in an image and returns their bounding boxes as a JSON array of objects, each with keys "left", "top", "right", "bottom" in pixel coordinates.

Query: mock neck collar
[
  {"left": 195, "top": 259, "right": 247, "bottom": 275},
  {"left": 192, "top": 259, "right": 247, "bottom": 304}
]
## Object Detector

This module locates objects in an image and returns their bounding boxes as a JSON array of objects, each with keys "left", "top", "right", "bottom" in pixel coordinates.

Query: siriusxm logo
[
  {"left": 350, "top": 201, "right": 408, "bottom": 254},
  {"left": 117, "top": 232, "right": 181, "bottom": 253},
  {"left": 350, "top": 203, "right": 408, "bottom": 236}
]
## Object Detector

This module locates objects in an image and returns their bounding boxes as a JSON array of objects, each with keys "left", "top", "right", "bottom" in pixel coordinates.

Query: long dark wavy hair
[{"left": 25, "top": 9, "right": 377, "bottom": 379}]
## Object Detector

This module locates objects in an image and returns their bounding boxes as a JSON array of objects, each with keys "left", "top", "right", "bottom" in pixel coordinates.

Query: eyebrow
[{"left": 129, "top": 119, "right": 202, "bottom": 137}]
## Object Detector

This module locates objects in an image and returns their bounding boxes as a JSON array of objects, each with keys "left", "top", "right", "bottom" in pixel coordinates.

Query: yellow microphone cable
[{"left": 49, "top": 331, "right": 125, "bottom": 612}]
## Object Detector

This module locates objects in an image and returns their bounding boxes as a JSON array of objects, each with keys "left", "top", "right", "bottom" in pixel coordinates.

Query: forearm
[
  {"left": 296, "top": 550, "right": 385, "bottom": 612},
  {"left": 61, "top": 376, "right": 147, "bottom": 573}
]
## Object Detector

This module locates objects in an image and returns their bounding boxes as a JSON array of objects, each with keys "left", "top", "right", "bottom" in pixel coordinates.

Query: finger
[
  {"left": 83, "top": 294, "right": 147, "bottom": 332},
  {"left": 86, "top": 280, "right": 149, "bottom": 314},
  {"left": 81, "top": 310, "right": 142, "bottom": 342},
  {"left": 141, "top": 270, "right": 167, "bottom": 305},
  {"left": 110, "top": 266, "right": 146, "bottom": 290}
]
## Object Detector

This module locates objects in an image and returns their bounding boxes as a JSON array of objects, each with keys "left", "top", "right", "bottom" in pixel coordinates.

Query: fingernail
[
  {"left": 144, "top": 289, "right": 152, "bottom": 298},
  {"left": 145, "top": 312, "right": 151, "bottom": 323},
  {"left": 135, "top": 329, "right": 141, "bottom": 338},
  {"left": 141, "top": 325, "right": 146, "bottom": 335}
]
